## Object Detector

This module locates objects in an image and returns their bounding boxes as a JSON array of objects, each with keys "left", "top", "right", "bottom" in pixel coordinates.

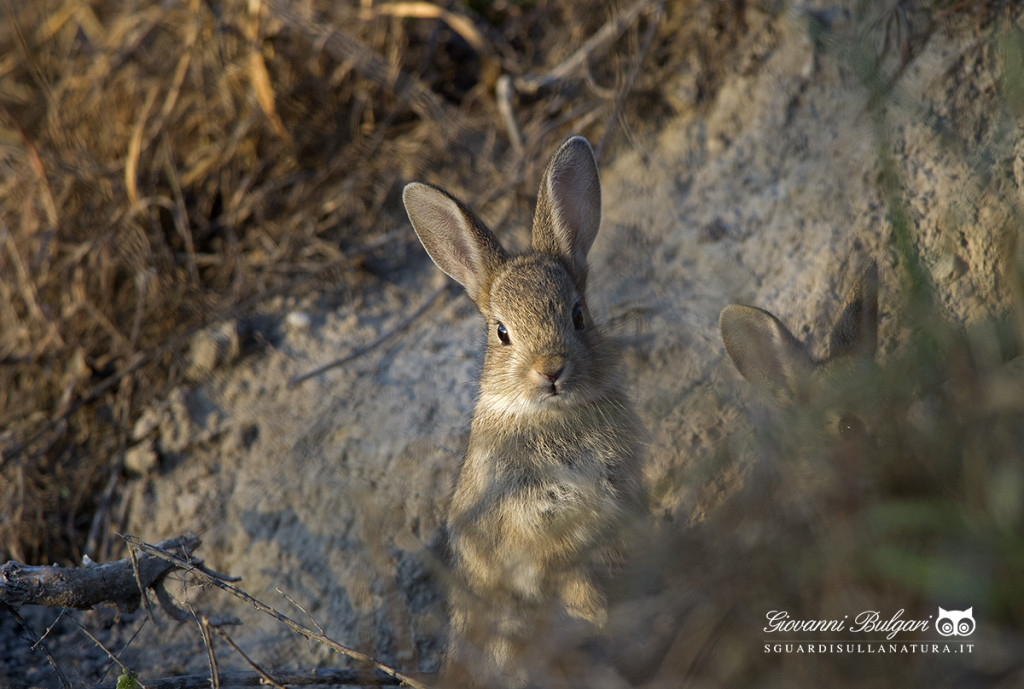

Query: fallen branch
[{"left": 0, "top": 534, "right": 201, "bottom": 612}]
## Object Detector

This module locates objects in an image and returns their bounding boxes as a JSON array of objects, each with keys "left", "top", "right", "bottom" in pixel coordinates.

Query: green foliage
[{"left": 115, "top": 671, "right": 141, "bottom": 689}]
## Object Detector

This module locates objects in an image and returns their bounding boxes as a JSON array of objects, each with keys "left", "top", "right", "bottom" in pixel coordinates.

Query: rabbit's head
[
  {"left": 714, "top": 262, "right": 882, "bottom": 530},
  {"left": 719, "top": 262, "right": 880, "bottom": 443},
  {"left": 404, "top": 137, "right": 623, "bottom": 419}
]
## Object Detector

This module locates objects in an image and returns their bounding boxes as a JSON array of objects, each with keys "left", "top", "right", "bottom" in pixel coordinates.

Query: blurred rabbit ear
[
  {"left": 720, "top": 304, "right": 815, "bottom": 402},
  {"left": 531, "top": 136, "right": 601, "bottom": 287},
  {"left": 403, "top": 182, "right": 507, "bottom": 308},
  {"left": 828, "top": 261, "right": 878, "bottom": 361}
]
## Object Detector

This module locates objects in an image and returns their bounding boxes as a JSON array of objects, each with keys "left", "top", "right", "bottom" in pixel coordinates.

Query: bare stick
[
  {"left": 277, "top": 587, "right": 326, "bottom": 636},
  {"left": 195, "top": 611, "right": 220, "bottom": 689},
  {"left": 128, "top": 539, "right": 159, "bottom": 628},
  {"left": 0, "top": 602, "right": 71, "bottom": 689},
  {"left": 73, "top": 616, "right": 147, "bottom": 689},
  {"left": 211, "top": 625, "right": 287, "bottom": 689},
  {"left": 0, "top": 534, "right": 201, "bottom": 611},
  {"left": 30, "top": 607, "right": 66, "bottom": 652},
  {"left": 96, "top": 615, "right": 153, "bottom": 688},
  {"left": 120, "top": 535, "right": 432, "bottom": 689},
  {"left": 289, "top": 282, "right": 450, "bottom": 387}
]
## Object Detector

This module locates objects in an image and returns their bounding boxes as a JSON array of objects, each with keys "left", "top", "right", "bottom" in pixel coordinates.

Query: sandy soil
[{"left": 5, "top": 2, "right": 1022, "bottom": 686}]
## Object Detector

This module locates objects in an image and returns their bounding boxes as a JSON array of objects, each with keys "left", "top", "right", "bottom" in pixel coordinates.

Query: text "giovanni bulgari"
[{"left": 764, "top": 609, "right": 931, "bottom": 640}]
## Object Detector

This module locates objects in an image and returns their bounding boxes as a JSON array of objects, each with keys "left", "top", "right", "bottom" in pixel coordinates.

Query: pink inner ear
[
  {"left": 428, "top": 205, "right": 479, "bottom": 291},
  {"left": 405, "top": 184, "right": 487, "bottom": 302},
  {"left": 551, "top": 168, "right": 600, "bottom": 241},
  {"left": 547, "top": 148, "right": 600, "bottom": 268}
]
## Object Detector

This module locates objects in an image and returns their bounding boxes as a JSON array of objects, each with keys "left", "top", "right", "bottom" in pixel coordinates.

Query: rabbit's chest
[
  {"left": 452, "top": 417, "right": 638, "bottom": 539},
  {"left": 526, "top": 430, "right": 611, "bottom": 469},
  {"left": 449, "top": 427, "right": 633, "bottom": 600},
  {"left": 487, "top": 433, "right": 621, "bottom": 514}
]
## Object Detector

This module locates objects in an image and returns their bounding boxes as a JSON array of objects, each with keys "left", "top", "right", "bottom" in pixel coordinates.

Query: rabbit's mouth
[
  {"left": 479, "top": 380, "right": 584, "bottom": 418},
  {"left": 534, "top": 374, "right": 572, "bottom": 401},
  {"left": 534, "top": 381, "right": 585, "bottom": 408}
]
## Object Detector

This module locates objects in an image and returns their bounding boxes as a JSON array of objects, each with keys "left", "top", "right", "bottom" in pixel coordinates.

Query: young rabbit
[
  {"left": 403, "top": 136, "right": 645, "bottom": 686},
  {"left": 718, "top": 262, "right": 880, "bottom": 528}
]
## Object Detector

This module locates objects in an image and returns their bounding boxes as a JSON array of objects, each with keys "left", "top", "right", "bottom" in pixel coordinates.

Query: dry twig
[
  {"left": 365, "top": 2, "right": 488, "bottom": 54},
  {"left": 0, "top": 602, "right": 71, "bottom": 689},
  {"left": 73, "top": 616, "right": 147, "bottom": 689},
  {"left": 211, "top": 625, "right": 288, "bottom": 689},
  {"left": 276, "top": 587, "right": 327, "bottom": 636},
  {"left": 289, "top": 282, "right": 451, "bottom": 388},
  {"left": 513, "top": 0, "right": 658, "bottom": 94},
  {"left": 196, "top": 612, "right": 221, "bottom": 689}
]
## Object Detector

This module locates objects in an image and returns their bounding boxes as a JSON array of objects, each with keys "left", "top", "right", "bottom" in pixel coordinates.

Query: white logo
[{"left": 935, "top": 607, "right": 975, "bottom": 637}]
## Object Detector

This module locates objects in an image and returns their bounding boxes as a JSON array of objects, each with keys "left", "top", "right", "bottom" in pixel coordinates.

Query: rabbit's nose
[
  {"left": 534, "top": 355, "right": 566, "bottom": 383},
  {"left": 540, "top": 368, "right": 563, "bottom": 383}
]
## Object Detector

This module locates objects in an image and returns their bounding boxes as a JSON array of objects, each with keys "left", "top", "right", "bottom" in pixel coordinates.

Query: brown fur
[{"left": 404, "top": 137, "right": 645, "bottom": 687}]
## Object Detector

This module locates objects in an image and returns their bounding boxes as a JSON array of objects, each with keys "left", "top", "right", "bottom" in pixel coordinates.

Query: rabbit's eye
[
  {"left": 572, "top": 303, "right": 584, "bottom": 330},
  {"left": 837, "top": 414, "right": 865, "bottom": 439},
  {"left": 496, "top": 321, "right": 510, "bottom": 345}
]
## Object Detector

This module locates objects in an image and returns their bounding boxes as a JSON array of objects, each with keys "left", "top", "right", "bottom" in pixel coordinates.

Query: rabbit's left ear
[{"left": 532, "top": 136, "right": 601, "bottom": 287}]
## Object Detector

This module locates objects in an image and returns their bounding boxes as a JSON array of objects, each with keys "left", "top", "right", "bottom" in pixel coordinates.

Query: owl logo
[{"left": 935, "top": 607, "right": 976, "bottom": 637}]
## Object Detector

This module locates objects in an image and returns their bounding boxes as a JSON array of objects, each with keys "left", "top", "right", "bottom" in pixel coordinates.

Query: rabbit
[
  {"left": 716, "top": 262, "right": 880, "bottom": 534},
  {"left": 719, "top": 261, "right": 879, "bottom": 440},
  {"left": 403, "top": 136, "right": 646, "bottom": 687}
]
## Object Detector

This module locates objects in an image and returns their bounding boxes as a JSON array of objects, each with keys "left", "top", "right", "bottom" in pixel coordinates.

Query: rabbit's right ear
[
  {"left": 532, "top": 136, "right": 602, "bottom": 287},
  {"left": 720, "top": 304, "right": 815, "bottom": 402},
  {"left": 403, "top": 183, "right": 507, "bottom": 307}
]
